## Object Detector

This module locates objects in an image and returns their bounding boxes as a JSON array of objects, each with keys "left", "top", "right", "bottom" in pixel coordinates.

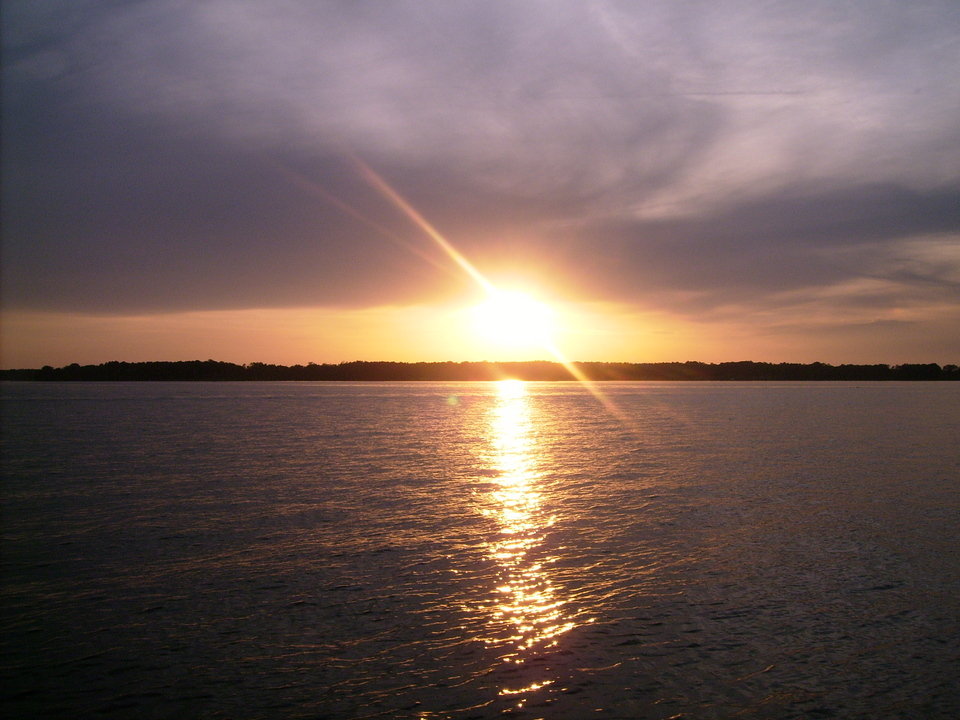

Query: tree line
[{"left": 1, "top": 360, "right": 957, "bottom": 381}]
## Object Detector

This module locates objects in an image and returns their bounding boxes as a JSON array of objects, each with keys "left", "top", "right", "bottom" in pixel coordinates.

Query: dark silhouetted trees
[{"left": 2, "top": 359, "right": 957, "bottom": 381}]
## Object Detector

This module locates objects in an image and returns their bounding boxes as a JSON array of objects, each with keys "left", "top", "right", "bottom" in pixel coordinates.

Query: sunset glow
[{"left": 3, "top": 1, "right": 959, "bottom": 368}]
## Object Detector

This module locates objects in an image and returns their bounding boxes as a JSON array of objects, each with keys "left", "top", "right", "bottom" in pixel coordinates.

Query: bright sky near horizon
[{"left": 2, "top": 0, "right": 959, "bottom": 368}]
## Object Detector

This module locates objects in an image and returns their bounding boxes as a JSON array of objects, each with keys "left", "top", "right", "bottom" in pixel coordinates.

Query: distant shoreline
[{"left": 2, "top": 360, "right": 957, "bottom": 381}]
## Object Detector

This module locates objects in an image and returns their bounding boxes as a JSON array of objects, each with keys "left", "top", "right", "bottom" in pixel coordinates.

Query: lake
[{"left": 1, "top": 381, "right": 958, "bottom": 719}]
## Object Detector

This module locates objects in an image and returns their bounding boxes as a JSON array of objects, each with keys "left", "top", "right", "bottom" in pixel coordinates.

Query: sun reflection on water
[{"left": 481, "top": 379, "right": 576, "bottom": 704}]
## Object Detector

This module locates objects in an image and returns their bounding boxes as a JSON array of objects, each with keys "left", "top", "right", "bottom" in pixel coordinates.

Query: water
[{"left": 1, "top": 381, "right": 958, "bottom": 719}]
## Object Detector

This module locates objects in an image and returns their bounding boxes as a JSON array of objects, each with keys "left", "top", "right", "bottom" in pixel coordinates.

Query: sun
[{"left": 470, "top": 289, "right": 557, "bottom": 350}]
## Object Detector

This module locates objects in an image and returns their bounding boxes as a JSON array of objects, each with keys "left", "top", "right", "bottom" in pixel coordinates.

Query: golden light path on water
[
  {"left": 332, "top": 158, "right": 641, "bottom": 711},
  {"left": 482, "top": 379, "right": 577, "bottom": 707},
  {"left": 330, "top": 160, "right": 635, "bottom": 705}
]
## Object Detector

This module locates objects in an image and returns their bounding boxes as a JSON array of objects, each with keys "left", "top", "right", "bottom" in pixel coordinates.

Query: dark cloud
[
  {"left": 3, "top": 0, "right": 959, "bottom": 330},
  {"left": 2, "top": 117, "right": 447, "bottom": 312},
  {"left": 552, "top": 183, "right": 960, "bottom": 305}
]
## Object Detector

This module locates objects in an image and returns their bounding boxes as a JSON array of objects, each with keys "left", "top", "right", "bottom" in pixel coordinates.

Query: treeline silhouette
[{"left": 2, "top": 360, "right": 957, "bottom": 381}]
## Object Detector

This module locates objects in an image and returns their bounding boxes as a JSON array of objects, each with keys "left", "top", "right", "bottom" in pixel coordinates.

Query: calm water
[{"left": 1, "top": 381, "right": 958, "bottom": 719}]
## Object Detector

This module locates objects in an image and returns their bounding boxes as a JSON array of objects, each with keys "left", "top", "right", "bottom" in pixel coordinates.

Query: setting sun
[{"left": 470, "top": 290, "right": 557, "bottom": 351}]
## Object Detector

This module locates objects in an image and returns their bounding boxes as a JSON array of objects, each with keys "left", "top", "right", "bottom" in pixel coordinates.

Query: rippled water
[{"left": 2, "top": 381, "right": 959, "bottom": 719}]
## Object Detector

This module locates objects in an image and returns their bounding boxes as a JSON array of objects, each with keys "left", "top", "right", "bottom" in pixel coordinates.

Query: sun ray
[
  {"left": 348, "top": 155, "right": 636, "bottom": 431},
  {"left": 262, "top": 155, "right": 454, "bottom": 275},
  {"left": 543, "top": 343, "right": 638, "bottom": 431},
  {"left": 351, "top": 156, "right": 496, "bottom": 295}
]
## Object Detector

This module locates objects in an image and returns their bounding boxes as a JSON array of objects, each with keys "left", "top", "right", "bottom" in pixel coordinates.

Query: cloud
[
  {"left": 499, "top": 182, "right": 960, "bottom": 329},
  {"left": 2, "top": 0, "right": 959, "bottom": 336}
]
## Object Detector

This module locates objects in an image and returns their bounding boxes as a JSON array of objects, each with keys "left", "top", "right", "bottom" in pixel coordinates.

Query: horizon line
[{"left": 3, "top": 358, "right": 956, "bottom": 369}]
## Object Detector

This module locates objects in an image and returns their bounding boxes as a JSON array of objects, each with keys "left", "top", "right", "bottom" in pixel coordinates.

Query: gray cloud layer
[{"left": 3, "top": 0, "right": 959, "bottom": 329}]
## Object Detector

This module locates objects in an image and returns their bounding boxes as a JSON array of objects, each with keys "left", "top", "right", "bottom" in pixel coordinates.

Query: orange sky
[{"left": 4, "top": 296, "right": 957, "bottom": 369}]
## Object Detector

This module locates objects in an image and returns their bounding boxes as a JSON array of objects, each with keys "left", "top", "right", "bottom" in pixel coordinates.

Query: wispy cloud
[{"left": 2, "top": 0, "right": 958, "bottom": 358}]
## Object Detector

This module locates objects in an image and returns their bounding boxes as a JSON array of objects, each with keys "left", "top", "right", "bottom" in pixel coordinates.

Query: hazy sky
[{"left": 3, "top": 0, "right": 959, "bottom": 366}]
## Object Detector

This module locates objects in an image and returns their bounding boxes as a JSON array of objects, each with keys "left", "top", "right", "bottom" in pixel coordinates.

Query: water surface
[{"left": 2, "top": 381, "right": 958, "bottom": 718}]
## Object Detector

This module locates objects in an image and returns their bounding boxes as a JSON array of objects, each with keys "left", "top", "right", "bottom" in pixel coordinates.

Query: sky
[{"left": 2, "top": 0, "right": 959, "bottom": 367}]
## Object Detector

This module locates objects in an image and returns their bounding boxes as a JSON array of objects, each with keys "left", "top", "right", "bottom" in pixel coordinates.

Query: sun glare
[
  {"left": 497, "top": 378, "right": 527, "bottom": 398},
  {"left": 471, "top": 290, "right": 556, "bottom": 351}
]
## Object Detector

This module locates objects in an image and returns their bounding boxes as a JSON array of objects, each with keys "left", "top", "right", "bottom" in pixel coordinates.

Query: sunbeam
[{"left": 349, "top": 155, "right": 636, "bottom": 428}]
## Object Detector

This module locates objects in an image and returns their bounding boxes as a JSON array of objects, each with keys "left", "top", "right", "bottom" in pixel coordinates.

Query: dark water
[{"left": 2, "top": 381, "right": 958, "bottom": 719}]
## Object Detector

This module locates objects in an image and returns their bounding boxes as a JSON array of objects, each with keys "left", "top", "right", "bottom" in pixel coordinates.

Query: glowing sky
[{"left": 3, "top": 0, "right": 959, "bottom": 367}]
